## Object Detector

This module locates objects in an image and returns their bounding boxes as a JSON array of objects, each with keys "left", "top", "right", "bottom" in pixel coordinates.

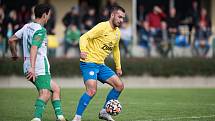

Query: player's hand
[
  {"left": 80, "top": 52, "right": 88, "bottom": 60},
  {"left": 26, "top": 67, "right": 35, "bottom": 82},
  {"left": 116, "top": 69, "right": 122, "bottom": 77}
]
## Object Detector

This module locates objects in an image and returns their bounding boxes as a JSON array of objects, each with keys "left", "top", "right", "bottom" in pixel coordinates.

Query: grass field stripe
[{"left": 137, "top": 114, "right": 215, "bottom": 121}]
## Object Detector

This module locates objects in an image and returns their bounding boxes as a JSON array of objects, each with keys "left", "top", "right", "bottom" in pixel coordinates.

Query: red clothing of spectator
[
  {"left": 147, "top": 12, "right": 166, "bottom": 29},
  {"left": 199, "top": 15, "right": 210, "bottom": 27}
]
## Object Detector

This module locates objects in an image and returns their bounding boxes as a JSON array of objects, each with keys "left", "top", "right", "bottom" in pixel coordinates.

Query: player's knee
[
  {"left": 86, "top": 88, "right": 97, "bottom": 97},
  {"left": 39, "top": 89, "right": 51, "bottom": 100},
  {"left": 115, "top": 82, "right": 124, "bottom": 92},
  {"left": 53, "top": 85, "right": 60, "bottom": 94}
]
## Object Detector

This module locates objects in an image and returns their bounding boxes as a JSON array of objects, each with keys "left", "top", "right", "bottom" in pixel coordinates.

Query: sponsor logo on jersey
[
  {"left": 101, "top": 42, "right": 113, "bottom": 51},
  {"left": 34, "top": 35, "right": 41, "bottom": 41}
]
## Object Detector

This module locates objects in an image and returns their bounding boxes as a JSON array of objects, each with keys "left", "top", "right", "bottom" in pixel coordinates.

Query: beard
[{"left": 112, "top": 19, "right": 120, "bottom": 28}]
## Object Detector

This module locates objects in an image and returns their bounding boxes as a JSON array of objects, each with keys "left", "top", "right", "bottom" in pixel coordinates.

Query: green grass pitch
[{"left": 0, "top": 88, "right": 215, "bottom": 121}]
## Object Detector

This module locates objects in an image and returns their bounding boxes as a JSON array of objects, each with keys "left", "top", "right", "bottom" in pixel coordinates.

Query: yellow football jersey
[{"left": 79, "top": 21, "right": 121, "bottom": 70}]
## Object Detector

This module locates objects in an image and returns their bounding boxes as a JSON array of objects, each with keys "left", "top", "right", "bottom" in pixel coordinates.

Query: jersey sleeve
[
  {"left": 79, "top": 22, "right": 105, "bottom": 52},
  {"left": 32, "top": 29, "right": 46, "bottom": 47},
  {"left": 113, "top": 31, "right": 121, "bottom": 70},
  {"left": 15, "top": 26, "right": 25, "bottom": 39}
]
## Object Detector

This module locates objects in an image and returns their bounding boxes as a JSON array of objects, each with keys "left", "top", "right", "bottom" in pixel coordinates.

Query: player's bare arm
[
  {"left": 113, "top": 43, "right": 122, "bottom": 76},
  {"left": 8, "top": 35, "right": 19, "bottom": 60},
  {"left": 79, "top": 37, "right": 88, "bottom": 60},
  {"left": 27, "top": 45, "right": 37, "bottom": 82}
]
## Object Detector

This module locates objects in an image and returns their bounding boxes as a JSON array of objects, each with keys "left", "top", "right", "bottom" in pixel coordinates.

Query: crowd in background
[
  {"left": 137, "top": 1, "right": 212, "bottom": 58},
  {"left": 0, "top": 3, "right": 32, "bottom": 57},
  {"left": 0, "top": 0, "right": 214, "bottom": 58}
]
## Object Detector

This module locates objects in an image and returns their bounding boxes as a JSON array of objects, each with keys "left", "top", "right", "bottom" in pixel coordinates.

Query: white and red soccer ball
[{"left": 105, "top": 99, "right": 122, "bottom": 116}]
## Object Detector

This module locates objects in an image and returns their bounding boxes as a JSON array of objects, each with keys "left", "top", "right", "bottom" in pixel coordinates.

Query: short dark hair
[
  {"left": 110, "top": 5, "right": 125, "bottom": 14},
  {"left": 34, "top": 4, "right": 51, "bottom": 18}
]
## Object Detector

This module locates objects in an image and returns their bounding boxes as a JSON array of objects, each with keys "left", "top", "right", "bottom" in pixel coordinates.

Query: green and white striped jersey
[{"left": 15, "top": 22, "right": 50, "bottom": 76}]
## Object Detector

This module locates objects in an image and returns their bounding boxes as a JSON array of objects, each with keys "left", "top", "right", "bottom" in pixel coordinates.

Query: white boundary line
[{"left": 135, "top": 114, "right": 215, "bottom": 121}]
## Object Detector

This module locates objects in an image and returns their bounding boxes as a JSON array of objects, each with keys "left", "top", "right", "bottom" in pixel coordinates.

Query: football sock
[
  {"left": 103, "top": 88, "right": 121, "bottom": 109},
  {"left": 76, "top": 92, "right": 92, "bottom": 116},
  {"left": 52, "top": 100, "right": 63, "bottom": 118},
  {"left": 34, "top": 98, "right": 46, "bottom": 119}
]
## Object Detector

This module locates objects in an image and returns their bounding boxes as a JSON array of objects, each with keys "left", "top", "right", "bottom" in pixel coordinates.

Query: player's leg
[
  {"left": 104, "top": 75, "right": 124, "bottom": 108},
  {"left": 31, "top": 75, "right": 52, "bottom": 121},
  {"left": 51, "top": 80, "right": 67, "bottom": 121},
  {"left": 72, "top": 62, "right": 99, "bottom": 121},
  {"left": 73, "top": 80, "right": 97, "bottom": 121},
  {"left": 98, "top": 65, "right": 124, "bottom": 108},
  {"left": 31, "top": 89, "right": 51, "bottom": 121},
  {"left": 97, "top": 65, "right": 124, "bottom": 121},
  {"left": 99, "top": 76, "right": 124, "bottom": 121}
]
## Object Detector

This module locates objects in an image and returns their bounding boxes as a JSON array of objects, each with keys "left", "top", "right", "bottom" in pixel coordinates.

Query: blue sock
[
  {"left": 76, "top": 93, "right": 92, "bottom": 116},
  {"left": 103, "top": 88, "right": 121, "bottom": 109}
]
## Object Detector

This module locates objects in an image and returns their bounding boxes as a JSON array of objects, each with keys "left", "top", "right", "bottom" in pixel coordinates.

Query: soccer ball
[{"left": 105, "top": 99, "right": 122, "bottom": 116}]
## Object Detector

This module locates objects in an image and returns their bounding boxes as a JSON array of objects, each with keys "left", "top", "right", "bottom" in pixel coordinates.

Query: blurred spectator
[
  {"left": 7, "top": 10, "right": 19, "bottom": 32},
  {"left": 62, "top": 6, "right": 80, "bottom": 29},
  {"left": 189, "top": 1, "right": 199, "bottom": 28},
  {"left": 105, "top": 0, "right": 118, "bottom": 11},
  {"left": 193, "top": 21, "right": 211, "bottom": 57},
  {"left": 17, "top": 5, "right": 31, "bottom": 28},
  {"left": 44, "top": 0, "right": 57, "bottom": 34},
  {"left": 139, "top": 20, "right": 151, "bottom": 57},
  {"left": 6, "top": 23, "right": 13, "bottom": 39},
  {"left": 155, "top": 21, "right": 171, "bottom": 57},
  {"left": 99, "top": 7, "right": 109, "bottom": 22},
  {"left": 166, "top": 7, "right": 179, "bottom": 36},
  {"left": 166, "top": 7, "right": 180, "bottom": 57},
  {"left": 0, "top": 3, "right": 36, "bottom": 57},
  {"left": 5, "top": 10, "right": 19, "bottom": 54},
  {"left": 184, "top": 1, "right": 199, "bottom": 43},
  {"left": 147, "top": 6, "right": 166, "bottom": 30},
  {"left": 120, "top": 20, "right": 132, "bottom": 58},
  {"left": 0, "top": 6, "right": 5, "bottom": 25},
  {"left": 137, "top": 4, "right": 146, "bottom": 22},
  {"left": 81, "top": 7, "right": 97, "bottom": 33},
  {"left": 47, "top": 34, "right": 59, "bottom": 58},
  {"left": 146, "top": 6, "right": 166, "bottom": 40},
  {"left": 175, "top": 26, "right": 189, "bottom": 47},
  {"left": 0, "top": 34, "right": 3, "bottom": 56},
  {"left": 137, "top": 4, "right": 146, "bottom": 31},
  {"left": 198, "top": 8, "right": 211, "bottom": 31},
  {"left": 64, "top": 23, "right": 81, "bottom": 58},
  {"left": 79, "top": 0, "right": 89, "bottom": 20},
  {"left": 5, "top": 23, "right": 13, "bottom": 54},
  {"left": 0, "top": 6, "right": 6, "bottom": 56},
  {"left": 212, "top": 34, "right": 215, "bottom": 58}
]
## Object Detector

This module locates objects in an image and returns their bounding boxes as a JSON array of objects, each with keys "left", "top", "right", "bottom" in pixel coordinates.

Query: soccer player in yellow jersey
[{"left": 72, "top": 5, "right": 125, "bottom": 121}]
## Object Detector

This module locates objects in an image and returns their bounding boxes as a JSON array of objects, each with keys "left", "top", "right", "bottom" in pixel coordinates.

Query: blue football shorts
[{"left": 80, "top": 61, "right": 116, "bottom": 83}]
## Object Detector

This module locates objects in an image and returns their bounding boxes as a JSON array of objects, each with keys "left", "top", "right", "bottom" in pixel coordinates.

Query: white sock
[
  {"left": 101, "top": 108, "right": 106, "bottom": 113},
  {"left": 75, "top": 115, "right": 82, "bottom": 119},
  {"left": 57, "top": 115, "right": 64, "bottom": 119},
  {"left": 32, "top": 118, "right": 41, "bottom": 121}
]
